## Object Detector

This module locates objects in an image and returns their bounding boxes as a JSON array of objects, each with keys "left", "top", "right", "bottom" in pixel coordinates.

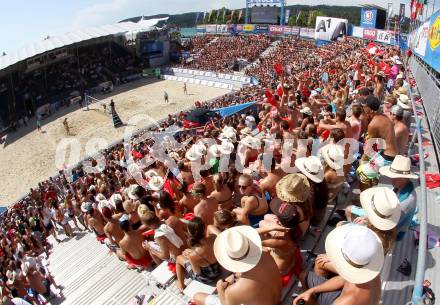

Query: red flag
[
  {"left": 274, "top": 63, "right": 284, "bottom": 75},
  {"left": 277, "top": 84, "right": 283, "bottom": 97},
  {"left": 265, "top": 90, "right": 278, "bottom": 107}
]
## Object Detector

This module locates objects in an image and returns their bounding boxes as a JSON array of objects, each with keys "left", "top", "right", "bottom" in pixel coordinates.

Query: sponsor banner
[
  {"left": 363, "top": 28, "right": 377, "bottom": 40},
  {"left": 360, "top": 8, "right": 377, "bottom": 28},
  {"left": 300, "top": 27, "right": 315, "bottom": 39},
  {"left": 269, "top": 25, "right": 284, "bottom": 35},
  {"left": 217, "top": 24, "right": 228, "bottom": 33},
  {"left": 352, "top": 26, "right": 364, "bottom": 38},
  {"left": 424, "top": 11, "right": 440, "bottom": 72},
  {"left": 413, "top": 21, "right": 430, "bottom": 57},
  {"left": 291, "top": 26, "right": 300, "bottom": 36},
  {"left": 196, "top": 25, "right": 206, "bottom": 33},
  {"left": 315, "top": 16, "right": 348, "bottom": 41},
  {"left": 236, "top": 24, "right": 244, "bottom": 32},
  {"left": 254, "top": 24, "right": 269, "bottom": 34},
  {"left": 376, "top": 30, "right": 396, "bottom": 45},
  {"left": 206, "top": 24, "right": 217, "bottom": 33},
  {"left": 283, "top": 26, "right": 292, "bottom": 35},
  {"left": 243, "top": 24, "right": 255, "bottom": 32}
]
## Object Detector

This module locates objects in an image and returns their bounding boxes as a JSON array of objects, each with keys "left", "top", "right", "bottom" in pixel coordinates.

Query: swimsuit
[{"left": 125, "top": 252, "right": 151, "bottom": 267}]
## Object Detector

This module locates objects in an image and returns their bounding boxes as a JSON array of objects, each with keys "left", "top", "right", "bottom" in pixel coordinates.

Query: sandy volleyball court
[{"left": 0, "top": 78, "right": 229, "bottom": 205}]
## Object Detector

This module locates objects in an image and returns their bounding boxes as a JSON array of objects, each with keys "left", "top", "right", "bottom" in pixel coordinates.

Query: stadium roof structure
[{"left": 0, "top": 21, "right": 158, "bottom": 72}]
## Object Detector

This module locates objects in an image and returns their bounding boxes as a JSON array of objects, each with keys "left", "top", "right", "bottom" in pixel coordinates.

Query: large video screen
[
  {"left": 140, "top": 41, "right": 164, "bottom": 58},
  {"left": 251, "top": 6, "right": 279, "bottom": 24}
]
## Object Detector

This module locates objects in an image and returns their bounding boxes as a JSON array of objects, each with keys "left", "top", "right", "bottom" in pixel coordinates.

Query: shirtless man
[
  {"left": 84, "top": 203, "right": 106, "bottom": 239},
  {"left": 118, "top": 214, "right": 150, "bottom": 268},
  {"left": 193, "top": 183, "right": 218, "bottom": 225},
  {"left": 293, "top": 226, "right": 383, "bottom": 305},
  {"left": 22, "top": 260, "right": 55, "bottom": 301},
  {"left": 390, "top": 106, "right": 409, "bottom": 155},
  {"left": 140, "top": 211, "right": 185, "bottom": 265},
  {"left": 358, "top": 96, "right": 398, "bottom": 189},
  {"left": 194, "top": 226, "right": 281, "bottom": 305}
]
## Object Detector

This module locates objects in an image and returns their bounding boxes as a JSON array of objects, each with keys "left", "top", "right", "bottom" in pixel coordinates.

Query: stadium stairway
[{"left": 161, "top": 68, "right": 251, "bottom": 90}]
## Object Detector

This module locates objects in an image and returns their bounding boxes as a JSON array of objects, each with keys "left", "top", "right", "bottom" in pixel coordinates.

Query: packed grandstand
[{"left": 0, "top": 5, "right": 439, "bottom": 305}]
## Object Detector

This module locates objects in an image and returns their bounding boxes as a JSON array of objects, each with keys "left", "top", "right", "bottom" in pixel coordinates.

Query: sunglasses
[{"left": 238, "top": 184, "right": 251, "bottom": 189}]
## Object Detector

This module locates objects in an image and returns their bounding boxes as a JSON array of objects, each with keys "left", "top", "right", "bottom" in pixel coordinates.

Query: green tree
[
  {"left": 308, "top": 10, "right": 325, "bottom": 28},
  {"left": 296, "top": 11, "right": 309, "bottom": 27}
]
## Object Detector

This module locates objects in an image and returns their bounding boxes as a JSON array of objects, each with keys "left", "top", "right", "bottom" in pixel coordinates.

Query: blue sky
[{"left": 0, "top": 0, "right": 424, "bottom": 53}]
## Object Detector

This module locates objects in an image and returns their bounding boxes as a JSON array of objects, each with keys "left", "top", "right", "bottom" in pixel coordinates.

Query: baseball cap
[{"left": 365, "top": 95, "right": 381, "bottom": 111}]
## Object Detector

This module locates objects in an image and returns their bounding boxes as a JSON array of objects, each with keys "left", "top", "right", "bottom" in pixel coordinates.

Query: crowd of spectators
[
  {"left": 180, "top": 35, "right": 272, "bottom": 73},
  {"left": 0, "top": 34, "right": 420, "bottom": 305}
]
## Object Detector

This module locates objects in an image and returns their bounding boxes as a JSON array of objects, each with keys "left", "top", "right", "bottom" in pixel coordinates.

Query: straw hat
[
  {"left": 137, "top": 203, "right": 150, "bottom": 218},
  {"left": 300, "top": 107, "right": 313, "bottom": 116},
  {"left": 218, "top": 140, "right": 235, "bottom": 154},
  {"left": 127, "top": 184, "right": 141, "bottom": 200},
  {"left": 219, "top": 127, "right": 237, "bottom": 143},
  {"left": 208, "top": 144, "right": 222, "bottom": 158},
  {"left": 214, "top": 226, "right": 262, "bottom": 273},
  {"left": 109, "top": 193, "right": 123, "bottom": 209},
  {"left": 360, "top": 187, "right": 400, "bottom": 231},
  {"left": 397, "top": 94, "right": 411, "bottom": 110},
  {"left": 276, "top": 173, "right": 310, "bottom": 203},
  {"left": 379, "top": 155, "right": 418, "bottom": 179},
  {"left": 240, "top": 127, "right": 252, "bottom": 137},
  {"left": 148, "top": 175, "right": 164, "bottom": 191},
  {"left": 321, "top": 144, "right": 345, "bottom": 170},
  {"left": 325, "top": 225, "right": 384, "bottom": 284},
  {"left": 295, "top": 156, "right": 324, "bottom": 183},
  {"left": 185, "top": 146, "right": 203, "bottom": 161}
]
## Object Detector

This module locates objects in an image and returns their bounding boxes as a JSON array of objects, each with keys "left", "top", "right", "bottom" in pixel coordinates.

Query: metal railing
[{"left": 405, "top": 58, "right": 429, "bottom": 305}]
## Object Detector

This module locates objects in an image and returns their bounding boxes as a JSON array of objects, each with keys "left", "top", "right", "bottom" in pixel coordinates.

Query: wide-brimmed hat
[
  {"left": 379, "top": 155, "right": 418, "bottom": 179},
  {"left": 325, "top": 225, "right": 384, "bottom": 284},
  {"left": 148, "top": 175, "right": 164, "bottom": 191},
  {"left": 360, "top": 187, "right": 400, "bottom": 231},
  {"left": 295, "top": 156, "right": 324, "bottom": 183},
  {"left": 276, "top": 173, "right": 310, "bottom": 203},
  {"left": 95, "top": 193, "right": 106, "bottom": 202},
  {"left": 241, "top": 136, "right": 260, "bottom": 149},
  {"left": 214, "top": 226, "right": 262, "bottom": 273},
  {"left": 300, "top": 107, "right": 313, "bottom": 116},
  {"left": 127, "top": 184, "right": 141, "bottom": 200},
  {"left": 208, "top": 144, "right": 222, "bottom": 157},
  {"left": 185, "top": 145, "right": 203, "bottom": 161},
  {"left": 137, "top": 203, "right": 150, "bottom": 218},
  {"left": 397, "top": 94, "right": 411, "bottom": 110},
  {"left": 321, "top": 144, "right": 345, "bottom": 170},
  {"left": 240, "top": 127, "right": 252, "bottom": 137},
  {"left": 145, "top": 169, "right": 159, "bottom": 180},
  {"left": 218, "top": 140, "right": 235, "bottom": 154},
  {"left": 81, "top": 202, "right": 93, "bottom": 213},
  {"left": 6, "top": 270, "right": 16, "bottom": 285},
  {"left": 109, "top": 193, "right": 123, "bottom": 209}
]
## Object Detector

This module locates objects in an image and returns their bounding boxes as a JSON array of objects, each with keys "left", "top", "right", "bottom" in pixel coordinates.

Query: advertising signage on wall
[
  {"left": 363, "top": 28, "right": 377, "bottom": 40},
  {"left": 314, "top": 17, "right": 348, "bottom": 41},
  {"left": 254, "top": 24, "right": 269, "bottom": 34},
  {"left": 376, "top": 30, "right": 395, "bottom": 45},
  {"left": 269, "top": 25, "right": 284, "bottom": 35},
  {"left": 360, "top": 8, "right": 377, "bottom": 28}
]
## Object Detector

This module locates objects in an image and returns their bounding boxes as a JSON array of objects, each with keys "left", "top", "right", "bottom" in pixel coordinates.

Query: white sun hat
[
  {"left": 360, "top": 187, "right": 401, "bottom": 231},
  {"left": 321, "top": 144, "right": 345, "bottom": 170},
  {"left": 325, "top": 225, "right": 384, "bottom": 284},
  {"left": 185, "top": 145, "right": 203, "bottom": 161},
  {"left": 300, "top": 107, "right": 313, "bottom": 116},
  {"left": 397, "top": 94, "right": 411, "bottom": 110},
  {"left": 379, "top": 155, "right": 418, "bottom": 179},
  {"left": 208, "top": 144, "right": 222, "bottom": 157},
  {"left": 109, "top": 193, "right": 123, "bottom": 209},
  {"left": 127, "top": 184, "right": 141, "bottom": 200},
  {"left": 214, "top": 226, "right": 263, "bottom": 273},
  {"left": 218, "top": 140, "right": 235, "bottom": 154},
  {"left": 295, "top": 156, "right": 325, "bottom": 183},
  {"left": 241, "top": 136, "right": 260, "bottom": 149},
  {"left": 148, "top": 175, "right": 165, "bottom": 191}
]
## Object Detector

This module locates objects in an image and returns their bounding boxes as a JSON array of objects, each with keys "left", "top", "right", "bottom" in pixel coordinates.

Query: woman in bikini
[
  {"left": 206, "top": 209, "right": 242, "bottom": 236},
  {"left": 209, "top": 174, "right": 234, "bottom": 210},
  {"left": 175, "top": 217, "right": 221, "bottom": 292},
  {"left": 234, "top": 174, "right": 268, "bottom": 228}
]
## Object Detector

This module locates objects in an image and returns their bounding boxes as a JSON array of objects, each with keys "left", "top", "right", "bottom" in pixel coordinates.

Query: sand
[{"left": 0, "top": 78, "right": 229, "bottom": 205}]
